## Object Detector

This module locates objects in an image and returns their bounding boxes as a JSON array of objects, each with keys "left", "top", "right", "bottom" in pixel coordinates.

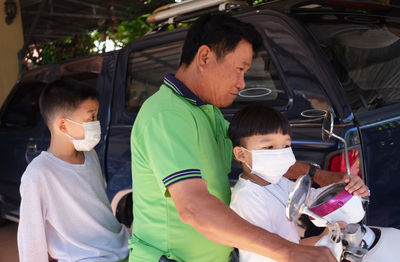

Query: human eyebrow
[{"left": 259, "top": 137, "right": 273, "bottom": 142}]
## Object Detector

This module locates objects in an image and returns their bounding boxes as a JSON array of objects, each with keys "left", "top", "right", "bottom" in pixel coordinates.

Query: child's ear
[
  {"left": 55, "top": 117, "right": 68, "bottom": 134},
  {"left": 233, "top": 146, "right": 246, "bottom": 163}
]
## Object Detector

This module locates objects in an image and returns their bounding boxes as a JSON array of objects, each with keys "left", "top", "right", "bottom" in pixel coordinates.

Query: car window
[
  {"left": 125, "top": 42, "right": 287, "bottom": 113},
  {"left": 301, "top": 15, "right": 400, "bottom": 113},
  {"left": 66, "top": 73, "right": 100, "bottom": 95},
  {"left": 125, "top": 42, "right": 183, "bottom": 113},
  {"left": 1, "top": 72, "right": 100, "bottom": 129},
  {"left": 223, "top": 49, "right": 287, "bottom": 116},
  {"left": 1, "top": 83, "right": 45, "bottom": 128},
  {"left": 59, "top": 56, "right": 102, "bottom": 96}
]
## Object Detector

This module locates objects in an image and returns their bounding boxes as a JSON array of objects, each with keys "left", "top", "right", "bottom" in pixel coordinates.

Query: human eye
[
  {"left": 89, "top": 114, "right": 96, "bottom": 121},
  {"left": 263, "top": 145, "right": 273, "bottom": 150},
  {"left": 285, "top": 145, "right": 290, "bottom": 148}
]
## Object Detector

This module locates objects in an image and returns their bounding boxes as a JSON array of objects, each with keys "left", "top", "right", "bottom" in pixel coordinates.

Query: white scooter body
[
  {"left": 286, "top": 111, "right": 400, "bottom": 262},
  {"left": 286, "top": 174, "right": 400, "bottom": 262},
  {"left": 362, "top": 226, "right": 400, "bottom": 262},
  {"left": 308, "top": 182, "right": 400, "bottom": 261}
]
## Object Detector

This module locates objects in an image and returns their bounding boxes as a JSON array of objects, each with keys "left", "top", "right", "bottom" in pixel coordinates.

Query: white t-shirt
[
  {"left": 18, "top": 150, "right": 130, "bottom": 262},
  {"left": 230, "top": 175, "right": 322, "bottom": 262}
]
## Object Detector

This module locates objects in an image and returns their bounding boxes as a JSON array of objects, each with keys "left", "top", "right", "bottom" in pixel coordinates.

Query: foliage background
[{"left": 23, "top": 0, "right": 266, "bottom": 69}]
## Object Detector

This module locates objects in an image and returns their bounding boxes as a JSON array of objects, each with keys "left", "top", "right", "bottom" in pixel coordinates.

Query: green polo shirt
[{"left": 129, "top": 73, "right": 233, "bottom": 262}]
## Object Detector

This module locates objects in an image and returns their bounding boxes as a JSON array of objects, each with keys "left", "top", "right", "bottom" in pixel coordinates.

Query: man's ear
[
  {"left": 196, "top": 45, "right": 212, "bottom": 71},
  {"left": 233, "top": 146, "right": 246, "bottom": 163}
]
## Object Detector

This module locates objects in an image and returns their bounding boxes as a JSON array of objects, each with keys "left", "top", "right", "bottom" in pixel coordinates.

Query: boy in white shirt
[
  {"left": 228, "top": 106, "right": 369, "bottom": 262},
  {"left": 18, "top": 78, "right": 130, "bottom": 262}
]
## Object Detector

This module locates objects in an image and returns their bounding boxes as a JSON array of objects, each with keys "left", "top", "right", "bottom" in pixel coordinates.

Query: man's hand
[
  {"left": 343, "top": 175, "right": 370, "bottom": 197},
  {"left": 287, "top": 244, "right": 337, "bottom": 262},
  {"left": 285, "top": 162, "right": 370, "bottom": 198}
]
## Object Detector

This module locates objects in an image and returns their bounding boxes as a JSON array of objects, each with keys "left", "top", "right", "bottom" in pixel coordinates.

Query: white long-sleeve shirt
[
  {"left": 230, "top": 175, "right": 323, "bottom": 262},
  {"left": 18, "top": 150, "right": 130, "bottom": 262}
]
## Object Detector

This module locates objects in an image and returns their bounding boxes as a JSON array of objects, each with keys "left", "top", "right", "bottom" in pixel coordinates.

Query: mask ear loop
[
  {"left": 64, "top": 118, "right": 83, "bottom": 140},
  {"left": 240, "top": 146, "right": 250, "bottom": 152},
  {"left": 65, "top": 118, "right": 83, "bottom": 126},
  {"left": 240, "top": 147, "right": 253, "bottom": 172},
  {"left": 65, "top": 133, "right": 76, "bottom": 140},
  {"left": 244, "top": 162, "right": 252, "bottom": 172}
]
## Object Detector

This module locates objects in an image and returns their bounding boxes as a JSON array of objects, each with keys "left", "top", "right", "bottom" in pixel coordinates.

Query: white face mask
[
  {"left": 241, "top": 147, "right": 296, "bottom": 184},
  {"left": 65, "top": 118, "right": 101, "bottom": 151}
]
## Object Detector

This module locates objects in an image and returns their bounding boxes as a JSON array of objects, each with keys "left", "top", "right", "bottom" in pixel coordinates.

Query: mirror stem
[
  {"left": 330, "top": 133, "right": 351, "bottom": 176},
  {"left": 301, "top": 206, "right": 330, "bottom": 226}
]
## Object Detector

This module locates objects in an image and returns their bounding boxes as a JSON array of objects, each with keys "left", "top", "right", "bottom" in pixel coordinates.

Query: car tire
[{"left": 111, "top": 189, "right": 133, "bottom": 228}]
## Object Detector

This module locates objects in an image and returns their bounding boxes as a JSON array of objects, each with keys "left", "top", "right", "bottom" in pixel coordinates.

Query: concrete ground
[{"left": 0, "top": 220, "right": 19, "bottom": 262}]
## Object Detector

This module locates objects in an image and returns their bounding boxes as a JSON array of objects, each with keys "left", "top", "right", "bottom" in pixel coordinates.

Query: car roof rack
[{"left": 147, "top": 0, "right": 249, "bottom": 33}]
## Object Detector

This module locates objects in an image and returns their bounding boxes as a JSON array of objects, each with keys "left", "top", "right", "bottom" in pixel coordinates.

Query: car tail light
[{"left": 327, "top": 148, "right": 361, "bottom": 178}]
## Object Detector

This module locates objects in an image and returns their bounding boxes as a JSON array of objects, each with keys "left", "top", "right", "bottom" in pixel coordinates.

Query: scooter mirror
[
  {"left": 322, "top": 111, "right": 334, "bottom": 143},
  {"left": 286, "top": 174, "right": 312, "bottom": 222},
  {"left": 287, "top": 175, "right": 332, "bottom": 227},
  {"left": 321, "top": 111, "right": 351, "bottom": 176}
]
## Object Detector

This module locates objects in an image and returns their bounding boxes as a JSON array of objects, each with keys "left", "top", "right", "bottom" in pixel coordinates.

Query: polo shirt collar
[{"left": 163, "top": 73, "right": 206, "bottom": 106}]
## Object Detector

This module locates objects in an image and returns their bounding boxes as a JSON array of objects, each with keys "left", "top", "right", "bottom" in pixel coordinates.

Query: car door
[
  {"left": 356, "top": 105, "right": 400, "bottom": 228},
  {"left": 298, "top": 11, "right": 400, "bottom": 228},
  {"left": 0, "top": 81, "right": 50, "bottom": 215}
]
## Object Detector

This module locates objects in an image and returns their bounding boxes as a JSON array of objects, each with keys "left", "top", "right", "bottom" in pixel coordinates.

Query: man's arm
[
  {"left": 169, "top": 178, "right": 337, "bottom": 262},
  {"left": 285, "top": 161, "right": 370, "bottom": 197},
  {"left": 284, "top": 161, "right": 345, "bottom": 186}
]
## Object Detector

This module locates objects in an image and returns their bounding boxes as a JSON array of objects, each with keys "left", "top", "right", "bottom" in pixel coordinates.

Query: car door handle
[
  {"left": 26, "top": 140, "right": 38, "bottom": 154},
  {"left": 25, "top": 139, "right": 38, "bottom": 164}
]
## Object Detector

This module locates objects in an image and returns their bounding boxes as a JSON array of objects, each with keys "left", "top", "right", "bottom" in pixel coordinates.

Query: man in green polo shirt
[{"left": 129, "top": 14, "right": 338, "bottom": 262}]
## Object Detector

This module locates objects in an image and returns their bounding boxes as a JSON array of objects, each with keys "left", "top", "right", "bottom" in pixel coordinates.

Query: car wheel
[{"left": 111, "top": 189, "right": 133, "bottom": 228}]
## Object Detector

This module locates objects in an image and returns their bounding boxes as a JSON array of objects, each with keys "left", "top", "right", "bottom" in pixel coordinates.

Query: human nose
[{"left": 237, "top": 74, "right": 245, "bottom": 91}]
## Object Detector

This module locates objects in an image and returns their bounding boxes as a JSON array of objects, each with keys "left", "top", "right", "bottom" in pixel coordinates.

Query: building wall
[{"left": 0, "top": 0, "right": 23, "bottom": 106}]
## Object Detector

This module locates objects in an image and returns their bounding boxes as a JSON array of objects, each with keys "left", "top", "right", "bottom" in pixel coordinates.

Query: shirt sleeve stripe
[
  {"left": 163, "top": 169, "right": 200, "bottom": 184},
  {"left": 163, "top": 169, "right": 201, "bottom": 184},
  {"left": 163, "top": 170, "right": 201, "bottom": 183},
  {"left": 164, "top": 175, "right": 202, "bottom": 188}
]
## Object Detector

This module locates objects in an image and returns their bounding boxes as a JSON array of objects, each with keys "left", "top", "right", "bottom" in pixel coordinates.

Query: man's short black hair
[
  {"left": 228, "top": 105, "right": 292, "bottom": 147},
  {"left": 180, "top": 13, "right": 263, "bottom": 66},
  {"left": 39, "top": 78, "right": 99, "bottom": 126}
]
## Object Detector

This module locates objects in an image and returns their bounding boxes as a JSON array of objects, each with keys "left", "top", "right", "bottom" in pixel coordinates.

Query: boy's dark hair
[
  {"left": 228, "top": 105, "right": 292, "bottom": 147},
  {"left": 39, "top": 78, "right": 99, "bottom": 126},
  {"left": 180, "top": 13, "right": 263, "bottom": 66}
]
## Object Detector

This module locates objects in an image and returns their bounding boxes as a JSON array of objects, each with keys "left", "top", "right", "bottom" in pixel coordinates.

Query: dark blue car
[{"left": 0, "top": 0, "right": 399, "bottom": 230}]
